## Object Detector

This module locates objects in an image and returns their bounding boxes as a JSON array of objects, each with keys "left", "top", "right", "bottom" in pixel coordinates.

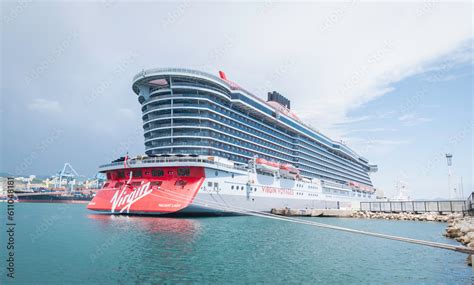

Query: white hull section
[{"left": 181, "top": 167, "right": 375, "bottom": 214}]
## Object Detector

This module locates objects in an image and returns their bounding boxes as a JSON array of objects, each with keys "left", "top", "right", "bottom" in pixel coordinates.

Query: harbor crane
[{"left": 53, "top": 163, "right": 83, "bottom": 191}]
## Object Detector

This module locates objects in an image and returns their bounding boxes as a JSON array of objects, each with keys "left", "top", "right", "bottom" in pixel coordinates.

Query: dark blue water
[{"left": 0, "top": 203, "right": 471, "bottom": 284}]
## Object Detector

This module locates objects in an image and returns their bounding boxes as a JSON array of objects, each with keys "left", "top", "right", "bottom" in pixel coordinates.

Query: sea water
[{"left": 0, "top": 203, "right": 471, "bottom": 284}]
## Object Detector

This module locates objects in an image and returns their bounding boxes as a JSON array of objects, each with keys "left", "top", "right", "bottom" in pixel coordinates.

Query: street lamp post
[{"left": 445, "top": 153, "right": 453, "bottom": 199}]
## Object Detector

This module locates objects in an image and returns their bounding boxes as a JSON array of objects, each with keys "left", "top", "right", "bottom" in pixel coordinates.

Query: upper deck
[
  {"left": 131, "top": 68, "right": 373, "bottom": 166},
  {"left": 98, "top": 155, "right": 248, "bottom": 173}
]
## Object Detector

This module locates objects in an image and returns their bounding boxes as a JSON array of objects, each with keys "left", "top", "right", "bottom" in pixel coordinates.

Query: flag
[{"left": 124, "top": 154, "right": 129, "bottom": 168}]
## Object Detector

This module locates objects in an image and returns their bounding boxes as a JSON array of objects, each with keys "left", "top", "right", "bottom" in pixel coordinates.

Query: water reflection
[{"left": 88, "top": 214, "right": 201, "bottom": 240}]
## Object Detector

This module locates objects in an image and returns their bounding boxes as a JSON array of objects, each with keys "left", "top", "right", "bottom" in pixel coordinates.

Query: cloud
[
  {"left": 398, "top": 113, "right": 433, "bottom": 126},
  {"left": 342, "top": 137, "right": 412, "bottom": 157},
  {"left": 342, "top": 128, "right": 397, "bottom": 135},
  {"left": 1, "top": 1, "right": 472, "bottom": 182},
  {"left": 27, "top": 98, "right": 61, "bottom": 113},
  {"left": 334, "top": 115, "right": 373, "bottom": 125},
  {"left": 276, "top": 3, "right": 473, "bottom": 137},
  {"left": 117, "top": 108, "right": 134, "bottom": 119}
]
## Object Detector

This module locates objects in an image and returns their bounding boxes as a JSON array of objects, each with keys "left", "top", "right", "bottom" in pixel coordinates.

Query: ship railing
[
  {"left": 360, "top": 200, "right": 467, "bottom": 213},
  {"left": 321, "top": 180, "right": 352, "bottom": 190},
  {"left": 99, "top": 156, "right": 248, "bottom": 171},
  {"left": 466, "top": 192, "right": 474, "bottom": 216}
]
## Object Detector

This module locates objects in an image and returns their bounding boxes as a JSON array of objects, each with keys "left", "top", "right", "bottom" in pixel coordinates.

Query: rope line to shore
[{"left": 141, "top": 188, "right": 474, "bottom": 255}]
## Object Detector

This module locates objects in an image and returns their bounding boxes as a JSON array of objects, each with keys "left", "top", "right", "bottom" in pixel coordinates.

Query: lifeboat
[
  {"left": 255, "top": 158, "right": 280, "bottom": 173},
  {"left": 279, "top": 163, "right": 299, "bottom": 178},
  {"left": 361, "top": 185, "right": 375, "bottom": 193},
  {"left": 349, "top": 181, "right": 374, "bottom": 193},
  {"left": 348, "top": 181, "right": 360, "bottom": 189}
]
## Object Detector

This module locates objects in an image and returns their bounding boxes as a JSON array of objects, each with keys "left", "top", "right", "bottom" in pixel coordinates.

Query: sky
[{"left": 1, "top": 1, "right": 472, "bottom": 199}]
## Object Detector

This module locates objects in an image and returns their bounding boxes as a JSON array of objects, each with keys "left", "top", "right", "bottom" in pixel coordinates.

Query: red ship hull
[{"left": 87, "top": 166, "right": 205, "bottom": 214}]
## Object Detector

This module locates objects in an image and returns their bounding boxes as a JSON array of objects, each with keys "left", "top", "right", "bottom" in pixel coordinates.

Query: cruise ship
[{"left": 88, "top": 68, "right": 378, "bottom": 215}]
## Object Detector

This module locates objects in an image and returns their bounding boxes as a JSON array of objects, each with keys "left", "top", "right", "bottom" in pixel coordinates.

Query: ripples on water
[{"left": 1, "top": 204, "right": 471, "bottom": 284}]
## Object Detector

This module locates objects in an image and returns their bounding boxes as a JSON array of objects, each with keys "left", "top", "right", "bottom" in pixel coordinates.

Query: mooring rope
[{"left": 137, "top": 187, "right": 474, "bottom": 255}]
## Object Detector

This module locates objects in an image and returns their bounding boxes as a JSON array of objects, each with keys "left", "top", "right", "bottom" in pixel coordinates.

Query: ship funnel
[{"left": 219, "top": 71, "right": 227, "bottom": 80}]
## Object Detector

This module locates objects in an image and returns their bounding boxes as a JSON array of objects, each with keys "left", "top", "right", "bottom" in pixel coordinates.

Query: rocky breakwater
[
  {"left": 351, "top": 211, "right": 462, "bottom": 222},
  {"left": 444, "top": 217, "right": 474, "bottom": 266}
]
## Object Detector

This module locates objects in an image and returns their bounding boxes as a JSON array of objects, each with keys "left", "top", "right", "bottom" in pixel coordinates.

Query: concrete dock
[{"left": 271, "top": 208, "right": 354, "bottom": 217}]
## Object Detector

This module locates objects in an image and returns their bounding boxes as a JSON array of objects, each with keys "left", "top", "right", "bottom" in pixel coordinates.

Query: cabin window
[
  {"left": 175, "top": 180, "right": 187, "bottom": 186},
  {"left": 115, "top": 182, "right": 124, "bottom": 188},
  {"left": 132, "top": 170, "right": 142, "bottom": 178},
  {"left": 178, "top": 168, "right": 190, "bottom": 176},
  {"left": 152, "top": 169, "right": 164, "bottom": 177},
  {"left": 131, "top": 182, "right": 141, "bottom": 187},
  {"left": 150, "top": 181, "right": 162, "bottom": 187},
  {"left": 102, "top": 182, "right": 110, "bottom": 188},
  {"left": 208, "top": 182, "right": 212, "bottom": 187},
  {"left": 117, "top": 171, "right": 125, "bottom": 179},
  {"left": 106, "top": 173, "right": 112, "bottom": 180}
]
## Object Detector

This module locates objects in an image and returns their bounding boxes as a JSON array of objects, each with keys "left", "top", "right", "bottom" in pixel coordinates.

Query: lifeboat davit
[
  {"left": 279, "top": 163, "right": 299, "bottom": 178},
  {"left": 255, "top": 158, "right": 280, "bottom": 173}
]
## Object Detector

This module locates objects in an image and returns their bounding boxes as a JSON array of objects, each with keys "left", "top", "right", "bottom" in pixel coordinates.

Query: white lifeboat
[
  {"left": 350, "top": 181, "right": 374, "bottom": 193},
  {"left": 255, "top": 158, "right": 280, "bottom": 173},
  {"left": 279, "top": 163, "right": 299, "bottom": 178}
]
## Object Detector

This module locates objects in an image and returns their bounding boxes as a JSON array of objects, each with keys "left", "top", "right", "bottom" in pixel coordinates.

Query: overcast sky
[{"left": 1, "top": 1, "right": 472, "bottom": 199}]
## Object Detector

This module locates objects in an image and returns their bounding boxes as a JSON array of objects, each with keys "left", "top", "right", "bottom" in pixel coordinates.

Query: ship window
[
  {"left": 208, "top": 182, "right": 212, "bottom": 187},
  {"left": 178, "top": 168, "right": 190, "bottom": 176},
  {"left": 150, "top": 181, "right": 162, "bottom": 187},
  {"left": 131, "top": 182, "right": 141, "bottom": 187},
  {"left": 152, "top": 169, "right": 164, "bottom": 177},
  {"left": 132, "top": 170, "right": 142, "bottom": 178},
  {"left": 231, "top": 185, "right": 234, "bottom": 190},
  {"left": 103, "top": 183, "right": 110, "bottom": 188},
  {"left": 215, "top": 171, "right": 218, "bottom": 176},
  {"left": 117, "top": 171, "right": 125, "bottom": 179},
  {"left": 175, "top": 180, "right": 187, "bottom": 186},
  {"left": 106, "top": 173, "right": 112, "bottom": 180},
  {"left": 115, "top": 182, "right": 124, "bottom": 188}
]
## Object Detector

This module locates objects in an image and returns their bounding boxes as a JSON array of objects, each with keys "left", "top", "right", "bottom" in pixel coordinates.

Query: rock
[
  {"left": 436, "top": 216, "right": 448, "bottom": 222},
  {"left": 426, "top": 215, "right": 435, "bottom": 221},
  {"left": 459, "top": 232, "right": 474, "bottom": 245},
  {"left": 465, "top": 232, "right": 474, "bottom": 239},
  {"left": 459, "top": 236, "right": 471, "bottom": 245},
  {"left": 445, "top": 228, "right": 461, "bottom": 238}
]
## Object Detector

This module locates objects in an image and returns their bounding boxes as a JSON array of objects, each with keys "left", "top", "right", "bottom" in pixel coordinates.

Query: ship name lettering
[
  {"left": 261, "top": 186, "right": 294, "bottom": 196},
  {"left": 110, "top": 182, "right": 153, "bottom": 213}
]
